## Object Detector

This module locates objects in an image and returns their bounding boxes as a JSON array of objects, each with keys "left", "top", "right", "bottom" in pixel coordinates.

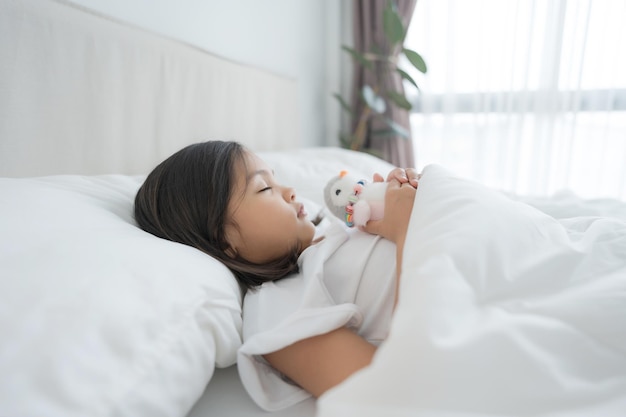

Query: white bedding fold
[{"left": 318, "top": 165, "right": 626, "bottom": 417}]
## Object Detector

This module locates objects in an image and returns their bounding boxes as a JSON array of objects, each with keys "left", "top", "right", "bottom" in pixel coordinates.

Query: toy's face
[{"left": 328, "top": 176, "right": 355, "bottom": 207}]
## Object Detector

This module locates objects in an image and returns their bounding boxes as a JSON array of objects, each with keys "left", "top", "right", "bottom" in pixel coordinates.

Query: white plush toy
[{"left": 324, "top": 170, "right": 387, "bottom": 227}]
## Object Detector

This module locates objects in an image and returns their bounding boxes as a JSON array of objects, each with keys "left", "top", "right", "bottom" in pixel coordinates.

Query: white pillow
[
  {"left": 258, "top": 147, "right": 396, "bottom": 208},
  {"left": 0, "top": 147, "right": 396, "bottom": 417},
  {"left": 0, "top": 175, "right": 242, "bottom": 417}
]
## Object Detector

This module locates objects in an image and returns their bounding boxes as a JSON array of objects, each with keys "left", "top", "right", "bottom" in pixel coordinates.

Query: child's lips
[{"left": 298, "top": 204, "right": 308, "bottom": 218}]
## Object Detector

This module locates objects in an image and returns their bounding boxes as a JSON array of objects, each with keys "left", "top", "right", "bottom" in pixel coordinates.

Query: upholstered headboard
[{"left": 0, "top": 0, "right": 299, "bottom": 177}]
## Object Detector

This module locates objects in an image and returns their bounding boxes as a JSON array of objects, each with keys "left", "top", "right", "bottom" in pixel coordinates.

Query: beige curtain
[{"left": 352, "top": 0, "right": 417, "bottom": 168}]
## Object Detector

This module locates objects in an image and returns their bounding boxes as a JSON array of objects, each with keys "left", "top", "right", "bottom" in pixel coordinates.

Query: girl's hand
[
  {"left": 373, "top": 167, "right": 420, "bottom": 189},
  {"left": 361, "top": 178, "right": 416, "bottom": 247}
]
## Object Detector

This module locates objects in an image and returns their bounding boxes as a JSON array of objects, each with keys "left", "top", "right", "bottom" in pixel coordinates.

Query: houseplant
[{"left": 334, "top": 0, "right": 427, "bottom": 154}]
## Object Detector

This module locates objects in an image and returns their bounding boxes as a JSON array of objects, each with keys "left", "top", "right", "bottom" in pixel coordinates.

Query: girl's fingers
[
  {"left": 385, "top": 168, "right": 420, "bottom": 188},
  {"left": 386, "top": 168, "right": 409, "bottom": 183},
  {"left": 372, "top": 173, "right": 385, "bottom": 183},
  {"left": 404, "top": 168, "right": 420, "bottom": 188}
]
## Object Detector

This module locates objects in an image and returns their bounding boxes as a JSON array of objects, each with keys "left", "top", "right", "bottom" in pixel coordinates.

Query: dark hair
[{"left": 134, "top": 140, "right": 300, "bottom": 290}]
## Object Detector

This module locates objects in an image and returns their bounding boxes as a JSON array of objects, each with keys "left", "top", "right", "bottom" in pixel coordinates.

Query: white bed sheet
[{"left": 189, "top": 366, "right": 316, "bottom": 417}]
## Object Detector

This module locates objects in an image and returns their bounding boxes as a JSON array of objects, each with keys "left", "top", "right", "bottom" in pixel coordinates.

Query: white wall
[{"left": 65, "top": 0, "right": 348, "bottom": 147}]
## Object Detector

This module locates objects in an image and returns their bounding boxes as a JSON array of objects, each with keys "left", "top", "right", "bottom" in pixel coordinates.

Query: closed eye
[{"left": 259, "top": 187, "right": 272, "bottom": 193}]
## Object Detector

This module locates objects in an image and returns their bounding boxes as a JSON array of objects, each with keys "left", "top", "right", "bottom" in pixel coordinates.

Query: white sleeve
[{"left": 237, "top": 224, "right": 363, "bottom": 411}]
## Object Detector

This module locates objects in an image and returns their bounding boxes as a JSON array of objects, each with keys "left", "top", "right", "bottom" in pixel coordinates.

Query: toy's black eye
[{"left": 335, "top": 189, "right": 341, "bottom": 196}]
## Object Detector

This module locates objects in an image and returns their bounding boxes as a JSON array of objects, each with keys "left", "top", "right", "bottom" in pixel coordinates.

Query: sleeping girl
[{"left": 134, "top": 140, "right": 418, "bottom": 410}]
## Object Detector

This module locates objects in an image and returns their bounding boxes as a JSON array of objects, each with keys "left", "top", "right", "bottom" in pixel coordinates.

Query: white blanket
[{"left": 318, "top": 165, "right": 626, "bottom": 417}]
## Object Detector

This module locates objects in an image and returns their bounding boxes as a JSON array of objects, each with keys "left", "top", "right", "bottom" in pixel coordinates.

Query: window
[{"left": 403, "top": 0, "right": 626, "bottom": 199}]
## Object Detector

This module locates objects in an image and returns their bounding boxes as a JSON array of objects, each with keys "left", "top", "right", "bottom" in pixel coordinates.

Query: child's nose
[{"left": 283, "top": 186, "right": 296, "bottom": 201}]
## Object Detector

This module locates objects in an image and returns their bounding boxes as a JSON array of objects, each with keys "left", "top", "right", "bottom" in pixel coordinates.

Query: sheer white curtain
[{"left": 403, "top": 0, "right": 626, "bottom": 199}]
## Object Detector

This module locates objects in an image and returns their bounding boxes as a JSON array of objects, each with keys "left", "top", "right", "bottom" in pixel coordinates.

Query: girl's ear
[
  {"left": 223, "top": 223, "right": 241, "bottom": 259},
  {"left": 224, "top": 245, "right": 237, "bottom": 259}
]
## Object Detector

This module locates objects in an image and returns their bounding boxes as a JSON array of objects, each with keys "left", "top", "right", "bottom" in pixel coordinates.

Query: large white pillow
[
  {"left": 0, "top": 147, "right": 396, "bottom": 417},
  {"left": 0, "top": 175, "right": 242, "bottom": 417},
  {"left": 259, "top": 147, "right": 396, "bottom": 208}
]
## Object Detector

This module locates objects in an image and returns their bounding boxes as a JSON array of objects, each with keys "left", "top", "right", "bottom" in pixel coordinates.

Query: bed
[{"left": 1, "top": 1, "right": 625, "bottom": 417}]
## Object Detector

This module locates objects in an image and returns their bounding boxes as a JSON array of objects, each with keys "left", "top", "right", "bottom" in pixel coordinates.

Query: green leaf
[
  {"left": 403, "top": 48, "right": 427, "bottom": 73},
  {"left": 370, "top": 128, "right": 398, "bottom": 139},
  {"left": 370, "top": 44, "right": 383, "bottom": 55},
  {"left": 362, "top": 85, "right": 386, "bottom": 114},
  {"left": 339, "top": 133, "right": 353, "bottom": 149},
  {"left": 383, "top": 1, "right": 405, "bottom": 45},
  {"left": 396, "top": 68, "right": 419, "bottom": 90},
  {"left": 362, "top": 148, "right": 384, "bottom": 159},
  {"left": 333, "top": 93, "right": 353, "bottom": 115},
  {"left": 387, "top": 91, "right": 412, "bottom": 110},
  {"left": 383, "top": 117, "right": 410, "bottom": 139},
  {"left": 341, "top": 45, "right": 373, "bottom": 70}
]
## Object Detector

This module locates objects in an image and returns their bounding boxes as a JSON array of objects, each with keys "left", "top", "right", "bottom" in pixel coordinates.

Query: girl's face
[{"left": 225, "top": 151, "right": 316, "bottom": 264}]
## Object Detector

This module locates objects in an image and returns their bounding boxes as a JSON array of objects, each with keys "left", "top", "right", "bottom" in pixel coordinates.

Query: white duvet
[{"left": 318, "top": 165, "right": 626, "bottom": 417}]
